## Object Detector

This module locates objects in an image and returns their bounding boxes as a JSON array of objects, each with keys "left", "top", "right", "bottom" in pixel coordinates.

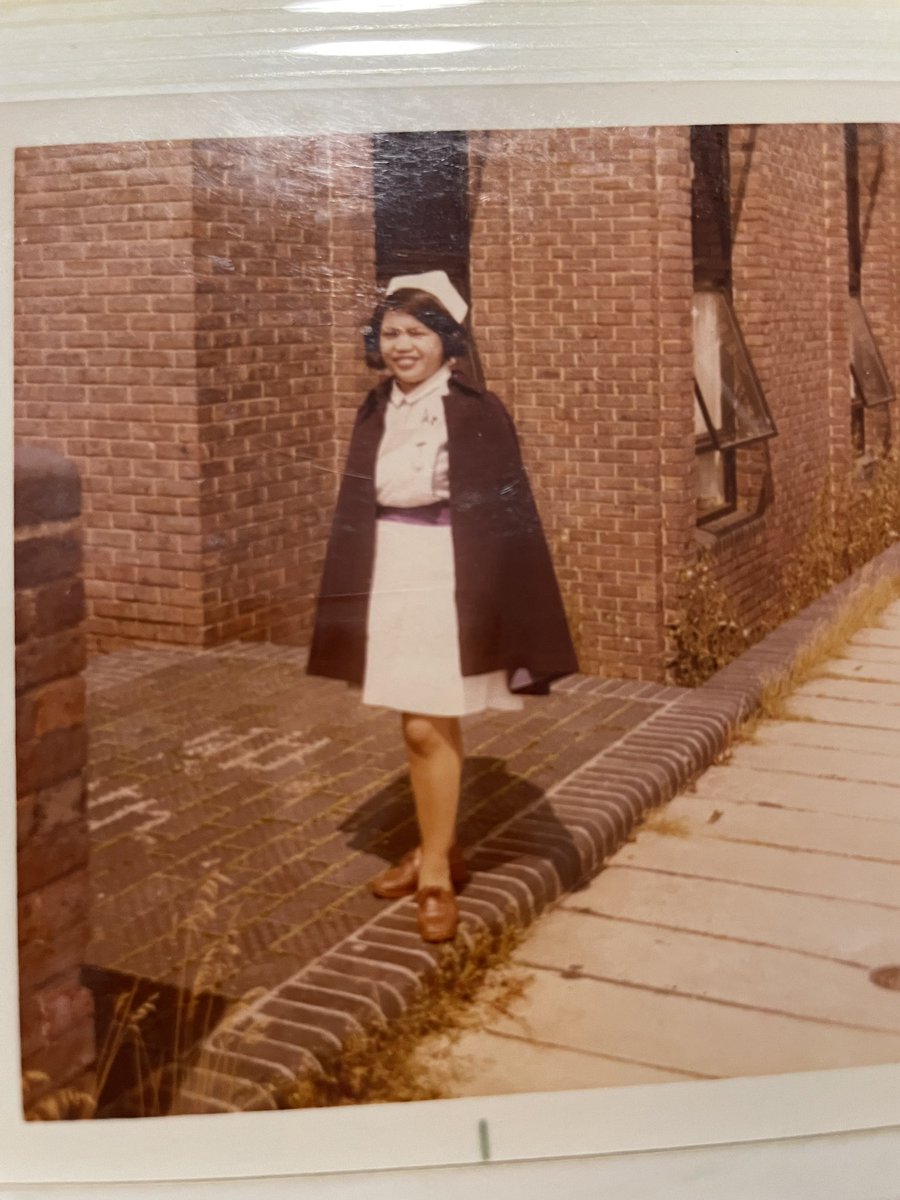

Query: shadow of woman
[{"left": 338, "top": 755, "right": 583, "bottom": 891}]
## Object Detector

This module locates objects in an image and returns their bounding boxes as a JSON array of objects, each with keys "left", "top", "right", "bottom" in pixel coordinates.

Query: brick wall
[
  {"left": 15, "top": 143, "right": 203, "bottom": 652},
  {"left": 16, "top": 137, "right": 375, "bottom": 652},
  {"left": 14, "top": 125, "right": 900, "bottom": 680},
  {"left": 857, "top": 123, "right": 900, "bottom": 449},
  {"left": 707, "top": 124, "right": 854, "bottom": 631},
  {"left": 15, "top": 447, "right": 95, "bottom": 1109},
  {"left": 469, "top": 126, "right": 694, "bottom": 679},
  {"left": 192, "top": 136, "right": 372, "bottom": 645}
]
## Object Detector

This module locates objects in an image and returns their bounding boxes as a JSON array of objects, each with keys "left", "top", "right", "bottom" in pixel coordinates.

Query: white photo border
[{"left": 4, "top": 12, "right": 900, "bottom": 1186}]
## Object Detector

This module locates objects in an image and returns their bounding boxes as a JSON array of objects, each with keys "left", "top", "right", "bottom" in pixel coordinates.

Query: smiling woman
[{"left": 307, "top": 269, "right": 578, "bottom": 943}]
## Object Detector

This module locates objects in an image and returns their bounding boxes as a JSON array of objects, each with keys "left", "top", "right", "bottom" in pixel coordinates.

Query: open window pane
[
  {"left": 849, "top": 296, "right": 894, "bottom": 407},
  {"left": 693, "top": 290, "right": 776, "bottom": 449},
  {"left": 695, "top": 442, "right": 733, "bottom": 520},
  {"left": 850, "top": 367, "right": 866, "bottom": 456}
]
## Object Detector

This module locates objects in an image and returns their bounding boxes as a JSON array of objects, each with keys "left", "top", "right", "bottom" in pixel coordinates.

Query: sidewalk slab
[
  {"left": 674, "top": 791, "right": 900, "bottom": 862},
  {"left": 752, "top": 720, "right": 900, "bottom": 758},
  {"left": 518, "top": 908, "right": 900, "bottom": 1031},
  {"left": 841, "top": 645, "right": 900, "bottom": 665},
  {"left": 441, "top": 971, "right": 900, "bottom": 1088},
  {"left": 612, "top": 830, "right": 900, "bottom": 907},
  {"left": 728, "top": 740, "right": 900, "bottom": 788},
  {"left": 796, "top": 677, "right": 900, "bottom": 706},
  {"left": 685, "top": 764, "right": 900, "bottom": 822},
  {"left": 785, "top": 695, "right": 900, "bottom": 729},
  {"left": 568, "top": 867, "right": 900, "bottom": 965},
  {"left": 819, "top": 660, "right": 900, "bottom": 683}
]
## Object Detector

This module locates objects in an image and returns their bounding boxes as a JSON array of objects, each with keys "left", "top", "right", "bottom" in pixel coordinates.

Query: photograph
[{"left": 13, "top": 114, "right": 900, "bottom": 1135}]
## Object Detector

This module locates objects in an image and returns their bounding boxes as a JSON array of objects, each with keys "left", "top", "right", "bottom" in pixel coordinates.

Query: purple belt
[{"left": 377, "top": 501, "right": 452, "bottom": 526}]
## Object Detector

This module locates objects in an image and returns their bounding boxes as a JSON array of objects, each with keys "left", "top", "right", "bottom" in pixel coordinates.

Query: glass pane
[
  {"left": 696, "top": 445, "right": 727, "bottom": 516},
  {"left": 850, "top": 368, "right": 865, "bottom": 456},
  {"left": 693, "top": 390, "right": 710, "bottom": 438},
  {"left": 692, "top": 290, "right": 776, "bottom": 448},
  {"left": 849, "top": 296, "right": 894, "bottom": 407}
]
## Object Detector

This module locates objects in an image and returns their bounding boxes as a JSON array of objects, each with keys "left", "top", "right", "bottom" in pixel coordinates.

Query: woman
[{"left": 307, "top": 270, "right": 578, "bottom": 942}]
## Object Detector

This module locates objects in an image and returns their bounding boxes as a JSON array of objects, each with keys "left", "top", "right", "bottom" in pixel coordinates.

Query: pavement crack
[
  {"left": 480, "top": 1027, "right": 715, "bottom": 1081},
  {"left": 705, "top": 832, "right": 900, "bottom": 867},
  {"left": 556, "top": 906, "right": 873, "bottom": 971},
  {"left": 516, "top": 960, "right": 900, "bottom": 1038},
  {"left": 609, "top": 863, "right": 900, "bottom": 912}
]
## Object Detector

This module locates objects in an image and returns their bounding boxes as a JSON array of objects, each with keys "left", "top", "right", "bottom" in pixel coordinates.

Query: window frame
[
  {"left": 694, "top": 401, "right": 738, "bottom": 526},
  {"left": 692, "top": 287, "right": 778, "bottom": 455},
  {"left": 848, "top": 295, "right": 895, "bottom": 411}
]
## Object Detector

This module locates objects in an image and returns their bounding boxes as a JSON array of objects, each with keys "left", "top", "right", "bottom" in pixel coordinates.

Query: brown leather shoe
[
  {"left": 369, "top": 845, "right": 468, "bottom": 900},
  {"left": 416, "top": 886, "right": 459, "bottom": 943}
]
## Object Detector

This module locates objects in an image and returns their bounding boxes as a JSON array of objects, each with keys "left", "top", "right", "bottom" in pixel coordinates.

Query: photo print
[{"left": 14, "top": 120, "right": 900, "bottom": 1130}]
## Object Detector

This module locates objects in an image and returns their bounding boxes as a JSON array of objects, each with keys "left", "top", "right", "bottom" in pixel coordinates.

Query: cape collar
[
  {"left": 388, "top": 362, "right": 452, "bottom": 409},
  {"left": 366, "top": 368, "right": 485, "bottom": 416}
]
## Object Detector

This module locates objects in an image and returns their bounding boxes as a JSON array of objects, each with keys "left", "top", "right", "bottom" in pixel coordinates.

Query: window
[
  {"left": 845, "top": 124, "right": 894, "bottom": 456},
  {"left": 371, "top": 131, "right": 479, "bottom": 379},
  {"left": 690, "top": 127, "right": 775, "bottom": 525},
  {"left": 372, "top": 131, "right": 470, "bottom": 298}
]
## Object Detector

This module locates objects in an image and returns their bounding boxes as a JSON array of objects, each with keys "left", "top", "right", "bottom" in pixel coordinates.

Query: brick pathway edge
[{"left": 172, "top": 542, "right": 900, "bottom": 1115}]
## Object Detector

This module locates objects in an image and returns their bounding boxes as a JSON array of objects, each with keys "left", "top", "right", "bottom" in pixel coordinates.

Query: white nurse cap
[{"left": 385, "top": 269, "right": 468, "bottom": 324}]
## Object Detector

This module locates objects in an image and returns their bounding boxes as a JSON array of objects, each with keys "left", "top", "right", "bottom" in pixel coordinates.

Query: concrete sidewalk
[{"left": 435, "top": 600, "right": 900, "bottom": 1095}]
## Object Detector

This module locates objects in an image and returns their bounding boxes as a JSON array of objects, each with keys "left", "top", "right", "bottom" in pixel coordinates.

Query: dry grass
[
  {"left": 282, "top": 920, "right": 529, "bottom": 1108},
  {"left": 668, "top": 450, "right": 900, "bottom": 688},
  {"left": 638, "top": 811, "right": 692, "bottom": 838},
  {"left": 23, "top": 871, "right": 270, "bottom": 1120},
  {"left": 755, "top": 574, "right": 900, "bottom": 723}
]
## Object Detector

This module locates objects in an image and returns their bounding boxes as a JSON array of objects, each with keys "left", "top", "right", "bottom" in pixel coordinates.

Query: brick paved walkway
[
  {"left": 85, "top": 645, "right": 666, "bottom": 1003},
  {"left": 82, "top": 544, "right": 900, "bottom": 1114}
]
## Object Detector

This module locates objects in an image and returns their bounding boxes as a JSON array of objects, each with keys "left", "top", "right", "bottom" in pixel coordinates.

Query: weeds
[
  {"left": 667, "top": 552, "right": 755, "bottom": 687},
  {"left": 638, "top": 811, "right": 692, "bottom": 838},
  {"left": 23, "top": 870, "right": 268, "bottom": 1121},
  {"left": 668, "top": 449, "right": 900, "bottom": 687},
  {"left": 282, "top": 920, "right": 528, "bottom": 1108},
  {"left": 756, "top": 573, "right": 900, "bottom": 722}
]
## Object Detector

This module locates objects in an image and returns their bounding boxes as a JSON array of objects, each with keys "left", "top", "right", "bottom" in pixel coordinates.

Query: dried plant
[
  {"left": 23, "top": 870, "right": 278, "bottom": 1120},
  {"left": 666, "top": 551, "right": 756, "bottom": 687},
  {"left": 668, "top": 449, "right": 900, "bottom": 686},
  {"left": 282, "top": 919, "right": 527, "bottom": 1108}
]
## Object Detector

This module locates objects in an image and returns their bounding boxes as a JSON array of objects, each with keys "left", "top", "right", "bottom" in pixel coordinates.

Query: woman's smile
[{"left": 379, "top": 312, "right": 445, "bottom": 391}]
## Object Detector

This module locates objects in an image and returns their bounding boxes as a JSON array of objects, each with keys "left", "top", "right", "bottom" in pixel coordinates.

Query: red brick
[{"left": 16, "top": 724, "right": 88, "bottom": 795}]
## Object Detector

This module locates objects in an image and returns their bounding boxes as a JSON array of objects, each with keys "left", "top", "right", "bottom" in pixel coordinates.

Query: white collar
[{"left": 389, "top": 363, "right": 452, "bottom": 409}]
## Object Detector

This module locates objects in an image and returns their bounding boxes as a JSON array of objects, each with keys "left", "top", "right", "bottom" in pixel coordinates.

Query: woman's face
[{"left": 379, "top": 310, "right": 445, "bottom": 392}]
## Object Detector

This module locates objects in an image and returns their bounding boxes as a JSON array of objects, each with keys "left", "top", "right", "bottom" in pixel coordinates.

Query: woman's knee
[{"left": 402, "top": 714, "right": 451, "bottom": 757}]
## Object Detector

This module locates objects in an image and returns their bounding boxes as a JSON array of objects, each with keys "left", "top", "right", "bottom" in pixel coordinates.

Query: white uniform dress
[{"left": 361, "top": 363, "right": 524, "bottom": 717}]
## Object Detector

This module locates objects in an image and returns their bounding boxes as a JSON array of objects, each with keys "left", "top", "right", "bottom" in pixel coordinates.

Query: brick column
[
  {"left": 15, "top": 447, "right": 94, "bottom": 1110},
  {"left": 15, "top": 137, "right": 376, "bottom": 654},
  {"left": 717, "top": 123, "right": 852, "bottom": 631},
  {"left": 14, "top": 142, "right": 202, "bottom": 653},
  {"left": 469, "top": 126, "right": 695, "bottom": 681}
]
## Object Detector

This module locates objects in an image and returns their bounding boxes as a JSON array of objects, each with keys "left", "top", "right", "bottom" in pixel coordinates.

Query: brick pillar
[
  {"left": 716, "top": 124, "right": 852, "bottom": 630},
  {"left": 858, "top": 123, "right": 900, "bottom": 448},
  {"left": 14, "top": 142, "right": 202, "bottom": 653},
  {"left": 469, "top": 126, "right": 695, "bottom": 680},
  {"left": 15, "top": 137, "right": 376, "bottom": 654},
  {"left": 192, "top": 135, "right": 375, "bottom": 647},
  {"left": 15, "top": 447, "right": 94, "bottom": 1110}
]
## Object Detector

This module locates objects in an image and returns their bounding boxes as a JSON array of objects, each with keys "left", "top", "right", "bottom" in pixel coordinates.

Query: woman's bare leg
[{"left": 401, "top": 713, "right": 463, "bottom": 891}]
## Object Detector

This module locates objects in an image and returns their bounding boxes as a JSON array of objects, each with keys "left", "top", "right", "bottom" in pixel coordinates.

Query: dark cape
[{"left": 306, "top": 371, "right": 579, "bottom": 695}]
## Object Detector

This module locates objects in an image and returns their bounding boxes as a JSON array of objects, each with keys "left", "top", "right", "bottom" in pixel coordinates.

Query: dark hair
[{"left": 363, "top": 287, "right": 469, "bottom": 369}]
